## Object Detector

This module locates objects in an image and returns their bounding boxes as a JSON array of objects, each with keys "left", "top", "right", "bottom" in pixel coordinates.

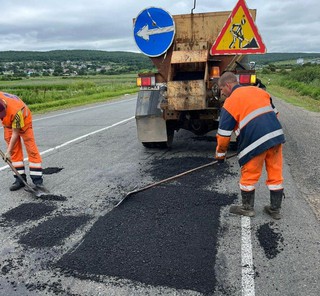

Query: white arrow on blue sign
[{"left": 133, "top": 7, "right": 175, "bottom": 57}]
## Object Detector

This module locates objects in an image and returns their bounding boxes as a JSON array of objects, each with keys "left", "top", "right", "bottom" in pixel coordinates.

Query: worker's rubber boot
[
  {"left": 229, "top": 190, "right": 255, "bottom": 217},
  {"left": 264, "top": 189, "right": 283, "bottom": 220},
  {"left": 31, "top": 176, "right": 48, "bottom": 192},
  {"left": 9, "top": 174, "right": 27, "bottom": 191},
  {"left": 31, "top": 175, "right": 43, "bottom": 187}
]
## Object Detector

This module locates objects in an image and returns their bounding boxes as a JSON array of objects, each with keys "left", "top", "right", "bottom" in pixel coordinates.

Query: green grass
[
  {"left": 0, "top": 74, "right": 138, "bottom": 113},
  {"left": 1, "top": 72, "right": 319, "bottom": 114},
  {"left": 259, "top": 73, "right": 320, "bottom": 113}
]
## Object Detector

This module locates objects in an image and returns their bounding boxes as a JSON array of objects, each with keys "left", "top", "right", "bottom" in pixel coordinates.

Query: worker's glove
[
  {"left": 214, "top": 153, "right": 225, "bottom": 163},
  {"left": 215, "top": 157, "right": 225, "bottom": 164},
  {"left": 3, "top": 151, "right": 11, "bottom": 162}
]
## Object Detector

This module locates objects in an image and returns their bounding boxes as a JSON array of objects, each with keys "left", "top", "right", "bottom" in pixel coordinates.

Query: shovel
[
  {"left": 0, "top": 149, "right": 50, "bottom": 198},
  {"left": 115, "top": 153, "right": 237, "bottom": 207}
]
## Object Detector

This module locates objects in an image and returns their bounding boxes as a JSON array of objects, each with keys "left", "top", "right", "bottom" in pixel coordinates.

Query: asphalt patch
[
  {"left": 56, "top": 162, "right": 236, "bottom": 295},
  {"left": 0, "top": 203, "right": 56, "bottom": 225},
  {"left": 42, "top": 167, "right": 64, "bottom": 175},
  {"left": 146, "top": 156, "right": 236, "bottom": 182},
  {"left": 38, "top": 194, "right": 68, "bottom": 202},
  {"left": 192, "top": 135, "right": 216, "bottom": 143},
  {"left": 256, "top": 222, "right": 285, "bottom": 259},
  {"left": 19, "top": 215, "right": 91, "bottom": 248}
]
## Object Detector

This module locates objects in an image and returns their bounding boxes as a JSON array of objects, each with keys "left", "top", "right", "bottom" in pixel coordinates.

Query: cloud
[{"left": 0, "top": 0, "right": 319, "bottom": 53}]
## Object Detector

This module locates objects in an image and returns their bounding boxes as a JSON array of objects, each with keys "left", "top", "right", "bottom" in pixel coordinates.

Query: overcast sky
[{"left": 0, "top": 0, "right": 318, "bottom": 53}]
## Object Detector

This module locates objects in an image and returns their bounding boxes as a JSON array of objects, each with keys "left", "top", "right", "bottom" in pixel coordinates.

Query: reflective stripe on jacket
[{"left": 216, "top": 85, "right": 285, "bottom": 166}]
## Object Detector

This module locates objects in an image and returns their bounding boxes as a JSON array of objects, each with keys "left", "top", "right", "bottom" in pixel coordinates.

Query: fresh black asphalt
[
  {"left": 0, "top": 203, "right": 56, "bottom": 225},
  {"left": 56, "top": 158, "right": 237, "bottom": 294},
  {"left": 0, "top": 156, "right": 289, "bottom": 295}
]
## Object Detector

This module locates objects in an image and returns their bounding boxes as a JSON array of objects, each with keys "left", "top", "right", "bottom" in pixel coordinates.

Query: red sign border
[{"left": 210, "top": 0, "right": 266, "bottom": 55}]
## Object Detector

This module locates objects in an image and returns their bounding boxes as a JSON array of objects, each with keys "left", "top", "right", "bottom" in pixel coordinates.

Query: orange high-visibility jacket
[
  {"left": 216, "top": 85, "right": 285, "bottom": 166},
  {"left": 0, "top": 92, "right": 31, "bottom": 128}
]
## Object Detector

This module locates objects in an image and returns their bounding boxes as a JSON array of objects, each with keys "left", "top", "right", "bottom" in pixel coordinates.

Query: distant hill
[
  {"left": 0, "top": 50, "right": 155, "bottom": 75},
  {"left": 0, "top": 50, "right": 150, "bottom": 63},
  {"left": 1, "top": 50, "right": 319, "bottom": 64}
]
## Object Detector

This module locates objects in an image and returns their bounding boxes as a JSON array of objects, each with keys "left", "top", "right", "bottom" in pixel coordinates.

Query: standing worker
[
  {"left": 0, "top": 92, "right": 44, "bottom": 191},
  {"left": 215, "top": 72, "right": 285, "bottom": 219}
]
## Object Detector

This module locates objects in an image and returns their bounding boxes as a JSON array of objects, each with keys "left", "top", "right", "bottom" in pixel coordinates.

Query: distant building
[
  {"left": 311, "top": 59, "right": 320, "bottom": 65},
  {"left": 297, "top": 58, "right": 304, "bottom": 65}
]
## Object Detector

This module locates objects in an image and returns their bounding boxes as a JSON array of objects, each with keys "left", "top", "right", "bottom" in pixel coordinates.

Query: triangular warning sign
[{"left": 210, "top": 0, "right": 266, "bottom": 55}]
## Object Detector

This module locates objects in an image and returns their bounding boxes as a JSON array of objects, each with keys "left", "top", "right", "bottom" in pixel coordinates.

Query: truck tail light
[
  {"left": 239, "top": 74, "right": 257, "bottom": 85},
  {"left": 210, "top": 66, "right": 220, "bottom": 79},
  {"left": 136, "top": 76, "right": 156, "bottom": 87}
]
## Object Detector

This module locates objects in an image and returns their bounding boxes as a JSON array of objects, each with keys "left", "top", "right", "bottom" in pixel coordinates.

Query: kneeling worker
[
  {"left": 0, "top": 92, "right": 44, "bottom": 191},
  {"left": 215, "top": 72, "right": 285, "bottom": 219}
]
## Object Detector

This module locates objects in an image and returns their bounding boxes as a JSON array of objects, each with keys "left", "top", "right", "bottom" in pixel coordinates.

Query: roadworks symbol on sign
[{"left": 210, "top": 0, "right": 266, "bottom": 55}]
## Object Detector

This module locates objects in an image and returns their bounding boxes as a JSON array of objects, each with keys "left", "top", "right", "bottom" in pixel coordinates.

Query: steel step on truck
[{"left": 133, "top": 0, "right": 266, "bottom": 148}]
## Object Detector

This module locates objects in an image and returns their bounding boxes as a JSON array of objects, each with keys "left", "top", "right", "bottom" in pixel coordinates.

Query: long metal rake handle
[{"left": 116, "top": 153, "right": 237, "bottom": 207}]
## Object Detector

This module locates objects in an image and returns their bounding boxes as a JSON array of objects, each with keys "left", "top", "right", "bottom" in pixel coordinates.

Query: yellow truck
[{"left": 134, "top": 0, "right": 266, "bottom": 148}]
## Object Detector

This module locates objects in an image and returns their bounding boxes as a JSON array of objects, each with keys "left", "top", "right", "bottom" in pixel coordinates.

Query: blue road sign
[{"left": 133, "top": 7, "right": 175, "bottom": 57}]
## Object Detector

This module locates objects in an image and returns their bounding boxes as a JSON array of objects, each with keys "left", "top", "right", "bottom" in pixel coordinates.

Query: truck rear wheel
[
  {"left": 142, "top": 142, "right": 155, "bottom": 148},
  {"left": 159, "top": 123, "right": 174, "bottom": 148},
  {"left": 190, "top": 120, "right": 209, "bottom": 135}
]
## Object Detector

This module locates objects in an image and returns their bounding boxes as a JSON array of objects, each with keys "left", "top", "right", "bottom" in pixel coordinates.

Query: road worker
[
  {"left": 215, "top": 72, "right": 285, "bottom": 219},
  {"left": 0, "top": 92, "right": 44, "bottom": 191}
]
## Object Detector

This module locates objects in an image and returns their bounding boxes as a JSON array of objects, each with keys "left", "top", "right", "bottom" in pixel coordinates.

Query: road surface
[{"left": 0, "top": 95, "right": 319, "bottom": 296}]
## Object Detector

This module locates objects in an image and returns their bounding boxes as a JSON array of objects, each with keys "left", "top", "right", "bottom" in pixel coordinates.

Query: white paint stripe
[
  {"left": 0, "top": 116, "right": 134, "bottom": 172},
  {"left": 241, "top": 216, "right": 255, "bottom": 296}
]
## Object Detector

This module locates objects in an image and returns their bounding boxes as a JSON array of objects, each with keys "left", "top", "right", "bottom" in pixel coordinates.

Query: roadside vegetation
[
  {"left": 0, "top": 50, "right": 319, "bottom": 113},
  {"left": 0, "top": 75, "right": 138, "bottom": 113},
  {"left": 0, "top": 51, "right": 154, "bottom": 113},
  {"left": 258, "top": 63, "right": 320, "bottom": 112}
]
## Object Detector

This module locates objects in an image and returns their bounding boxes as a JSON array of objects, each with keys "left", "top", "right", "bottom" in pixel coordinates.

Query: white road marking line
[
  {"left": 32, "top": 98, "right": 136, "bottom": 122},
  {"left": 0, "top": 98, "right": 135, "bottom": 127},
  {"left": 241, "top": 216, "right": 255, "bottom": 296},
  {"left": 0, "top": 116, "right": 134, "bottom": 172}
]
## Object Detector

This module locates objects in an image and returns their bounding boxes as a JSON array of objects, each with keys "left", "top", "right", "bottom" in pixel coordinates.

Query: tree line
[
  {"left": 1, "top": 50, "right": 319, "bottom": 65},
  {"left": 0, "top": 50, "right": 151, "bottom": 64},
  {"left": 0, "top": 50, "right": 154, "bottom": 78}
]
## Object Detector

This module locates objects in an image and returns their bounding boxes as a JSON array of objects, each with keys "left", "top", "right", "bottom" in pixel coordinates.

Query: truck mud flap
[
  {"left": 135, "top": 89, "right": 168, "bottom": 143},
  {"left": 136, "top": 116, "right": 168, "bottom": 143}
]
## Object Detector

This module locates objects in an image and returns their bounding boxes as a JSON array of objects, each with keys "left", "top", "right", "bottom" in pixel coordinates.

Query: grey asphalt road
[{"left": 0, "top": 95, "right": 319, "bottom": 296}]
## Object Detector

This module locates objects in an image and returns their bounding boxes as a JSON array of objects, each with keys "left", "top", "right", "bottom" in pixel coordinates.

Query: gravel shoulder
[{"left": 273, "top": 97, "right": 320, "bottom": 220}]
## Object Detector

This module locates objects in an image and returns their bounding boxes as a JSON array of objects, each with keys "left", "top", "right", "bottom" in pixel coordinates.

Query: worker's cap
[{"left": 0, "top": 100, "right": 6, "bottom": 119}]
